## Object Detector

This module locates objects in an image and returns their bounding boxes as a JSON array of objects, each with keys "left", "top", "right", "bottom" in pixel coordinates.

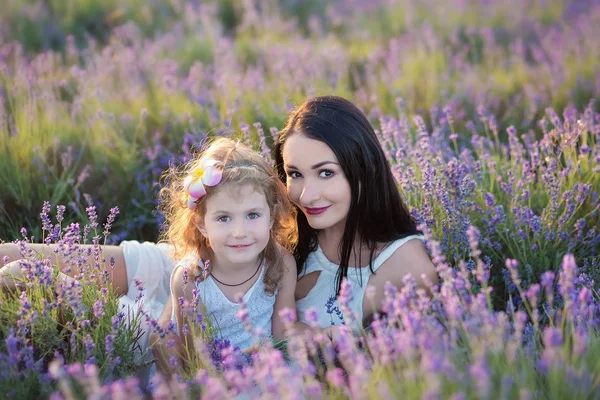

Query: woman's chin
[{"left": 304, "top": 213, "right": 346, "bottom": 232}]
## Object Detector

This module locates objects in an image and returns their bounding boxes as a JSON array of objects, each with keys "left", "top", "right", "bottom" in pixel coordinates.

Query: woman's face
[{"left": 281, "top": 134, "right": 352, "bottom": 232}]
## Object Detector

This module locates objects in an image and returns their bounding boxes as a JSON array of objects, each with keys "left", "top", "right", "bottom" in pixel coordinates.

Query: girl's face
[
  {"left": 282, "top": 134, "right": 352, "bottom": 232},
  {"left": 198, "top": 184, "right": 272, "bottom": 268}
]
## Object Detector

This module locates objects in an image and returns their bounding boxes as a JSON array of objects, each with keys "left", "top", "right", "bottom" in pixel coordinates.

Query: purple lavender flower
[
  {"left": 56, "top": 205, "right": 66, "bottom": 223},
  {"left": 86, "top": 206, "right": 98, "bottom": 229},
  {"left": 92, "top": 299, "right": 105, "bottom": 318},
  {"left": 325, "top": 295, "right": 344, "bottom": 325},
  {"left": 484, "top": 192, "right": 496, "bottom": 207},
  {"left": 102, "top": 206, "right": 120, "bottom": 237},
  {"left": 303, "top": 307, "right": 319, "bottom": 328},
  {"left": 83, "top": 334, "right": 95, "bottom": 359},
  {"left": 326, "top": 368, "right": 346, "bottom": 388},
  {"left": 105, "top": 334, "right": 115, "bottom": 356},
  {"left": 559, "top": 254, "right": 577, "bottom": 300},
  {"left": 40, "top": 201, "right": 52, "bottom": 232},
  {"left": 278, "top": 307, "right": 296, "bottom": 326}
]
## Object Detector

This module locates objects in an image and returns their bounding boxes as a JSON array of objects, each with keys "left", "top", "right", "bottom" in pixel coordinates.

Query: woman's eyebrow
[
  {"left": 311, "top": 161, "right": 339, "bottom": 169},
  {"left": 285, "top": 161, "right": 339, "bottom": 170}
]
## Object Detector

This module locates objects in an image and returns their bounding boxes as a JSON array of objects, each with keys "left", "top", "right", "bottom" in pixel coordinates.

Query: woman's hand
[
  {"left": 0, "top": 259, "right": 25, "bottom": 292},
  {"left": 322, "top": 325, "right": 347, "bottom": 343},
  {"left": 0, "top": 243, "right": 129, "bottom": 296}
]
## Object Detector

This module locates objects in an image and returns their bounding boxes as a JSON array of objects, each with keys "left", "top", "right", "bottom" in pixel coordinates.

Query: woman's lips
[{"left": 304, "top": 206, "right": 331, "bottom": 215}]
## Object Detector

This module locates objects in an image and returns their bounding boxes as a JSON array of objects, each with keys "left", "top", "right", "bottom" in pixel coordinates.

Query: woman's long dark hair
[{"left": 274, "top": 96, "right": 420, "bottom": 295}]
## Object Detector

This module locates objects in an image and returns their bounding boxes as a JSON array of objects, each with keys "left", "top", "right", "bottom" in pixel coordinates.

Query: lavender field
[{"left": 1, "top": 0, "right": 599, "bottom": 398}]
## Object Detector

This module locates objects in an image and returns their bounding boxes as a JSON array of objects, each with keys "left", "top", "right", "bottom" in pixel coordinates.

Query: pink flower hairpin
[{"left": 184, "top": 159, "right": 223, "bottom": 210}]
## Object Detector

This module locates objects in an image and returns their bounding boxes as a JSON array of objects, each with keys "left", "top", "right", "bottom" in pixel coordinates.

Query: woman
[{"left": 274, "top": 95, "right": 437, "bottom": 329}]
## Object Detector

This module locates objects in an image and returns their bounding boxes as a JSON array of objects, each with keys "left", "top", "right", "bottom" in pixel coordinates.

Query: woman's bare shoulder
[{"left": 372, "top": 238, "right": 438, "bottom": 289}]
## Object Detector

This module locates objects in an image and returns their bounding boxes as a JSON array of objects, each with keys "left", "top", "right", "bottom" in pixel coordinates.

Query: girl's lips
[
  {"left": 304, "top": 206, "right": 331, "bottom": 215},
  {"left": 228, "top": 244, "right": 252, "bottom": 249}
]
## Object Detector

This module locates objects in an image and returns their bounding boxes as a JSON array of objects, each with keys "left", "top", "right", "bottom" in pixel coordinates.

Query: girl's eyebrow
[
  {"left": 286, "top": 161, "right": 339, "bottom": 170},
  {"left": 210, "top": 210, "right": 230, "bottom": 215},
  {"left": 244, "top": 206, "right": 267, "bottom": 213},
  {"left": 212, "top": 206, "right": 266, "bottom": 214}
]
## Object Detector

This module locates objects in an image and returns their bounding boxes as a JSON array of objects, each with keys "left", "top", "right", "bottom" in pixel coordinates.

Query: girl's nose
[{"left": 231, "top": 220, "right": 248, "bottom": 237}]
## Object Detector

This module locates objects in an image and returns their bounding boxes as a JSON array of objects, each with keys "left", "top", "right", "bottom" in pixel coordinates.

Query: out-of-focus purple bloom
[
  {"left": 92, "top": 299, "right": 105, "bottom": 318},
  {"left": 326, "top": 367, "right": 346, "bottom": 388},
  {"left": 278, "top": 307, "right": 296, "bottom": 326},
  {"left": 105, "top": 334, "right": 115, "bottom": 356},
  {"left": 303, "top": 307, "right": 319, "bottom": 328},
  {"left": 484, "top": 192, "right": 495, "bottom": 207}
]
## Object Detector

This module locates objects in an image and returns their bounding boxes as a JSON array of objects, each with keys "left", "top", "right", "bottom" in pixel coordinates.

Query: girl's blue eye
[
  {"left": 287, "top": 171, "right": 301, "bottom": 179},
  {"left": 217, "top": 216, "right": 231, "bottom": 222},
  {"left": 247, "top": 213, "right": 260, "bottom": 220},
  {"left": 319, "top": 170, "right": 334, "bottom": 178}
]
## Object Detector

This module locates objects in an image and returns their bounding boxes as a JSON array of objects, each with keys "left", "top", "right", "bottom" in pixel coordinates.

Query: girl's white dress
[
  {"left": 169, "top": 257, "right": 276, "bottom": 351},
  {"left": 116, "top": 241, "right": 276, "bottom": 387}
]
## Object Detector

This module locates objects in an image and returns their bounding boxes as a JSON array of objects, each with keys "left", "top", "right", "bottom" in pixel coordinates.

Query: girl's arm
[
  {"left": 0, "top": 243, "right": 129, "bottom": 296},
  {"left": 150, "top": 296, "right": 185, "bottom": 375},
  {"left": 271, "top": 250, "right": 313, "bottom": 338}
]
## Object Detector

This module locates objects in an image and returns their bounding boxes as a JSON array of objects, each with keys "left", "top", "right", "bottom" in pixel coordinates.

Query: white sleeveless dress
[{"left": 295, "top": 235, "right": 424, "bottom": 329}]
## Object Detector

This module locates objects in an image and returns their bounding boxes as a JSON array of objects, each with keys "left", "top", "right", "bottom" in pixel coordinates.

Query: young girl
[
  {"left": 0, "top": 137, "right": 303, "bottom": 381},
  {"left": 151, "top": 136, "right": 301, "bottom": 372}
]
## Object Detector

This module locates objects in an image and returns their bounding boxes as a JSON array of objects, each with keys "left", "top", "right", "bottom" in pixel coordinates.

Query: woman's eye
[
  {"left": 217, "top": 216, "right": 231, "bottom": 222},
  {"left": 247, "top": 213, "right": 260, "bottom": 220},
  {"left": 287, "top": 171, "right": 301, "bottom": 179},
  {"left": 319, "top": 170, "right": 334, "bottom": 178}
]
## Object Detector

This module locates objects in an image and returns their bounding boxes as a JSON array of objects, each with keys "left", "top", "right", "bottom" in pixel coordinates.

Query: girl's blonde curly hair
[{"left": 158, "top": 137, "right": 297, "bottom": 294}]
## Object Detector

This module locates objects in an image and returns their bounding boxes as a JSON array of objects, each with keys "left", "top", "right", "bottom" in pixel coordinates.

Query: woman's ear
[{"left": 193, "top": 215, "right": 208, "bottom": 238}]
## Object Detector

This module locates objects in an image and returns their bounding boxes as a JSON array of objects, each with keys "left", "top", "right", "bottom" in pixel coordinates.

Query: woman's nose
[{"left": 299, "top": 179, "right": 320, "bottom": 205}]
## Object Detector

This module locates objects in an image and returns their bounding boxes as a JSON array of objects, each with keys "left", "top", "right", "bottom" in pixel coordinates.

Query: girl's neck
[{"left": 210, "top": 255, "right": 262, "bottom": 276}]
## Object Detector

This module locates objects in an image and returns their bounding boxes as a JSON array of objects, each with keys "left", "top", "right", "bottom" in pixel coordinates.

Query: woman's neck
[
  {"left": 318, "top": 226, "right": 373, "bottom": 267},
  {"left": 317, "top": 224, "right": 344, "bottom": 253}
]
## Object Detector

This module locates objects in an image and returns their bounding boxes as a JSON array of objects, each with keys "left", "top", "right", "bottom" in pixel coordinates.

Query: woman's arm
[
  {"left": 0, "top": 243, "right": 129, "bottom": 296},
  {"left": 170, "top": 266, "right": 201, "bottom": 370},
  {"left": 0, "top": 260, "right": 25, "bottom": 292},
  {"left": 363, "top": 238, "right": 438, "bottom": 321}
]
